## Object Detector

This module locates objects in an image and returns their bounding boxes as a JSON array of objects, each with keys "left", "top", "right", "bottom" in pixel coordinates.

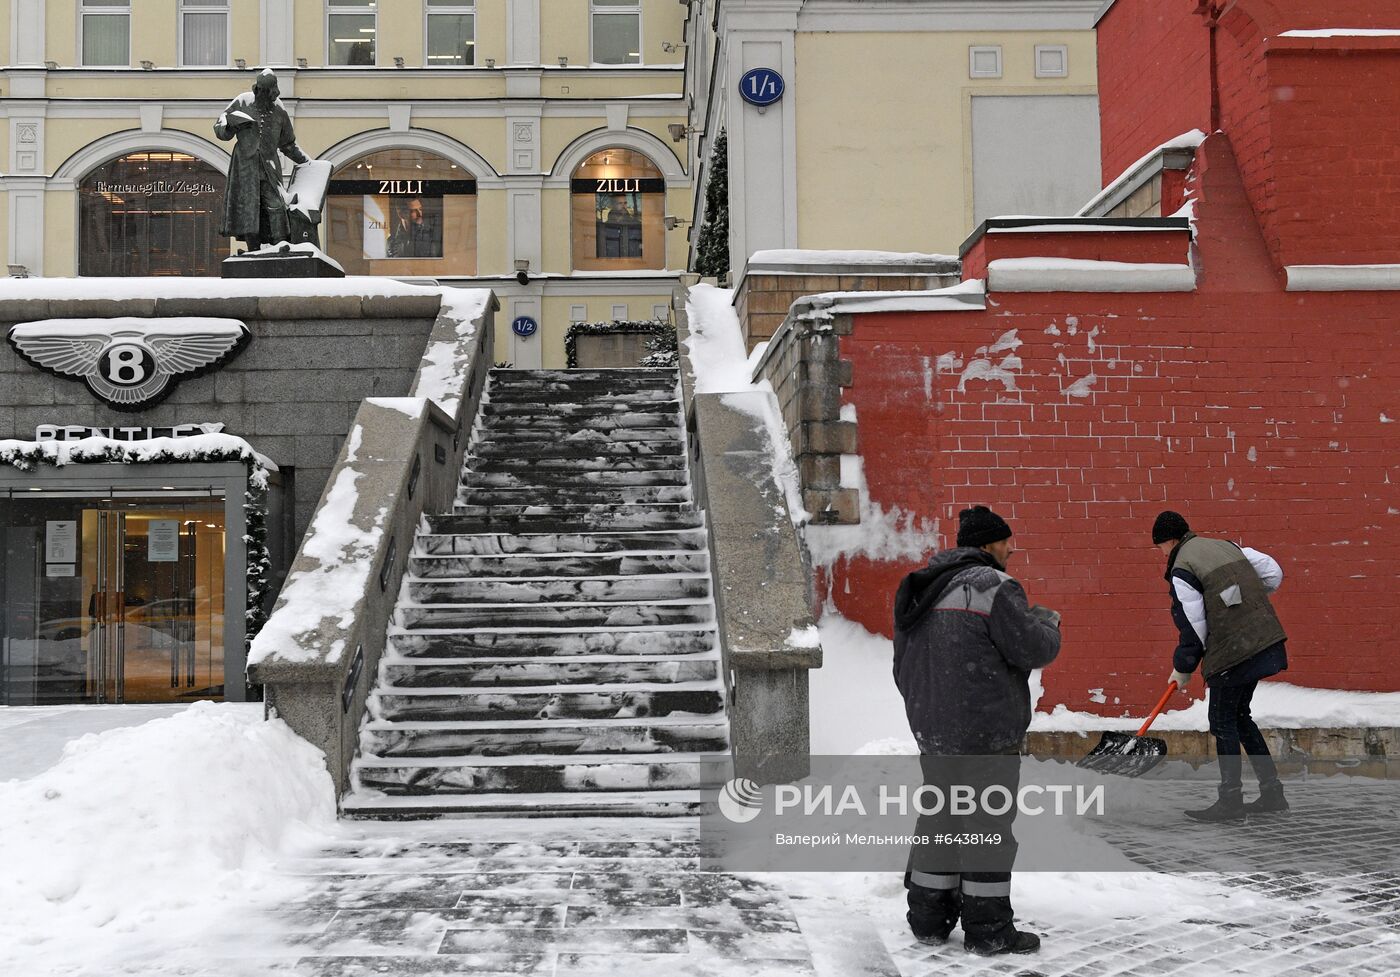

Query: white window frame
[
  {"left": 178, "top": 0, "right": 232, "bottom": 69},
  {"left": 424, "top": 1, "right": 476, "bottom": 68},
  {"left": 968, "top": 45, "right": 1002, "bottom": 80},
  {"left": 326, "top": 0, "right": 378, "bottom": 68},
  {"left": 1035, "top": 44, "right": 1069, "bottom": 79},
  {"left": 590, "top": 0, "right": 643, "bottom": 67},
  {"left": 79, "top": 0, "right": 132, "bottom": 68}
]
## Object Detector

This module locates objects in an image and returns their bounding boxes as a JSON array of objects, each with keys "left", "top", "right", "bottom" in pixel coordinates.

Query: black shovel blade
[{"left": 1076, "top": 731, "right": 1169, "bottom": 778}]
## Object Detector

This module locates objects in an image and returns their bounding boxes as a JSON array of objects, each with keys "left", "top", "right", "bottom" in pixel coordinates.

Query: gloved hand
[
  {"left": 1170, "top": 669, "right": 1192, "bottom": 691},
  {"left": 1030, "top": 604, "right": 1061, "bottom": 628}
]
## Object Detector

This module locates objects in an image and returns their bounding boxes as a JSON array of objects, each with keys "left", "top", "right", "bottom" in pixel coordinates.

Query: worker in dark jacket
[
  {"left": 1152, "top": 511, "right": 1289, "bottom": 823},
  {"left": 893, "top": 505, "right": 1061, "bottom": 956}
]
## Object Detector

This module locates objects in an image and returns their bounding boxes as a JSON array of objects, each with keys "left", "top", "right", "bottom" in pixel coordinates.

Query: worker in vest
[{"left": 1151, "top": 511, "right": 1290, "bottom": 822}]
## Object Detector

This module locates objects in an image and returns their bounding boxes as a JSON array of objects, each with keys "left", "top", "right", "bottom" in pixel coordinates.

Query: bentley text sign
[{"left": 9, "top": 318, "right": 251, "bottom": 410}]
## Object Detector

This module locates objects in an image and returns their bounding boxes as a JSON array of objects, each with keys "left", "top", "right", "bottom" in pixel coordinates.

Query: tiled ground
[{"left": 206, "top": 778, "right": 1400, "bottom": 977}]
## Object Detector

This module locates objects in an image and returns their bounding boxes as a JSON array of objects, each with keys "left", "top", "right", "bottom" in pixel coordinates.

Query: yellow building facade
[
  {"left": 683, "top": 0, "right": 1105, "bottom": 277},
  {"left": 0, "top": 0, "right": 696, "bottom": 367}
]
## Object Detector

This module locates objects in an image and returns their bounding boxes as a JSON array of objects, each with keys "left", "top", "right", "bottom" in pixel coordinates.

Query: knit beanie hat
[
  {"left": 957, "top": 505, "right": 1013, "bottom": 547},
  {"left": 1151, "top": 510, "right": 1191, "bottom": 545}
]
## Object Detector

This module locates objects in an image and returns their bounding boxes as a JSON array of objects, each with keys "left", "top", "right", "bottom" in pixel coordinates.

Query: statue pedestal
[{"left": 221, "top": 243, "right": 345, "bottom": 279}]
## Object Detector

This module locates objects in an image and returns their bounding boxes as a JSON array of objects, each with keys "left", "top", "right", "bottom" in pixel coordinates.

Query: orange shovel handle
[{"left": 1135, "top": 681, "right": 1179, "bottom": 737}]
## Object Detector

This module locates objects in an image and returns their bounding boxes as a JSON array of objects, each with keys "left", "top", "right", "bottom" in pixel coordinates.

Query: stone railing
[
  {"left": 247, "top": 292, "right": 497, "bottom": 796},
  {"left": 676, "top": 288, "right": 820, "bottom": 778}
]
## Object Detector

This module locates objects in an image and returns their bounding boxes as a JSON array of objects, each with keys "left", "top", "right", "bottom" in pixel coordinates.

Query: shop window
[
  {"left": 81, "top": 0, "right": 131, "bottom": 67},
  {"left": 181, "top": 0, "right": 229, "bottom": 66},
  {"left": 571, "top": 148, "right": 665, "bottom": 272},
  {"left": 328, "top": 0, "right": 376, "bottom": 66},
  {"left": 325, "top": 149, "right": 477, "bottom": 276},
  {"left": 426, "top": 0, "right": 475, "bottom": 66},
  {"left": 592, "top": 0, "right": 641, "bottom": 65},
  {"left": 78, "top": 152, "right": 229, "bottom": 277}
]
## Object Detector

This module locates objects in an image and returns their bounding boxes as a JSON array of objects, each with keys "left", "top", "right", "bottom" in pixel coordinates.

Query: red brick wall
[
  {"left": 823, "top": 136, "right": 1400, "bottom": 715},
  {"left": 1096, "top": 0, "right": 1211, "bottom": 185}
]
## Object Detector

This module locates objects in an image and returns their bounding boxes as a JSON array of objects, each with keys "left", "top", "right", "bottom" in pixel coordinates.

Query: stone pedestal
[{"left": 221, "top": 247, "right": 344, "bottom": 279}]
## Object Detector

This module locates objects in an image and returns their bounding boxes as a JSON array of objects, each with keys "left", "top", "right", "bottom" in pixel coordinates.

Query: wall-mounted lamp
[
  {"left": 140, "top": 60, "right": 155, "bottom": 70},
  {"left": 514, "top": 259, "right": 530, "bottom": 286},
  {"left": 663, "top": 216, "right": 691, "bottom": 231},
  {"left": 43, "top": 60, "right": 58, "bottom": 70},
  {"left": 558, "top": 56, "right": 568, "bottom": 68},
  {"left": 485, "top": 57, "right": 496, "bottom": 69},
  {"left": 8, "top": 264, "right": 29, "bottom": 278},
  {"left": 661, "top": 41, "right": 688, "bottom": 54},
  {"left": 296, "top": 57, "right": 309, "bottom": 68},
  {"left": 394, "top": 56, "right": 405, "bottom": 68},
  {"left": 234, "top": 57, "right": 247, "bottom": 69},
  {"left": 667, "top": 123, "right": 702, "bottom": 143}
]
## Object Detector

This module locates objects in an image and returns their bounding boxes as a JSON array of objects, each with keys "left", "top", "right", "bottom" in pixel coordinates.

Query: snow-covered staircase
[{"left": 341, "top": 368, "right": 731, "bottom": 818}]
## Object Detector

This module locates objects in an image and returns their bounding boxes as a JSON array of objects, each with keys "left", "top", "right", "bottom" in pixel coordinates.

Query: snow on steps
[{"left": 343, "top": 367, "right": 728, "bottom": 820}]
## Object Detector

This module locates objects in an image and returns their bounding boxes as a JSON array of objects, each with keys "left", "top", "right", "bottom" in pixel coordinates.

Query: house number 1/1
[{"left": 739, "top": 67, "right": 785, "bottom": 107}]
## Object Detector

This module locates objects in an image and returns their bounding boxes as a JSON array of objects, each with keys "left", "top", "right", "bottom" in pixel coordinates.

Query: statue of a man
[{"left": 214, "top": 69, "right": 309, "bottom": 252}]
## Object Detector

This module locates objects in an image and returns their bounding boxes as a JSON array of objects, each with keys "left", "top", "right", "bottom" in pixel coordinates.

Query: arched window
[
  {"left": 324, "top": 149, "right": 477, "bottom": 275},
  {"left": 571, "top": 148, "right": 665, "bottom": 271},
  {"left": 78, "top": 152, "right": 228, "bottom": 276}
]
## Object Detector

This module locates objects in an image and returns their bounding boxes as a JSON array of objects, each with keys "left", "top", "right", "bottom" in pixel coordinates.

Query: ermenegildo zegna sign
[
  {"left": 570, "top": 178, "right": 666, "bottom": 194},
  {"left": 326, "top": 180, "right": 477, "bottom": 196}
]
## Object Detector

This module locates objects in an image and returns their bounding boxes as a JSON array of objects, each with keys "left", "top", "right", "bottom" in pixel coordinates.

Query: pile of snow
[
  {"left": 0, "top": 432, "right": 276, "bottom": 487},
  {"left": 0, "top": 703, "right": 334, "bottom": 975},
  {"left": 684, "top": 284, "right": 808, "bottom": 521}
]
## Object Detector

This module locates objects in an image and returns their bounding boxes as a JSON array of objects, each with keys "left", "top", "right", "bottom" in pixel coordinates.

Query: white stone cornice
[{"left": 794, "top": 0, "right": 1103, "bottom": 31}]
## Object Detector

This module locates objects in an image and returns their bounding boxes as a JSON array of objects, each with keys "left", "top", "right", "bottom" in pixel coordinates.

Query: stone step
[
  {"left": 465, "top": 455, "right": 685, "bottom": 474},
  {"left": 486, "top": 387, "right": 678, "bottom": 405},
  {"left": 470, "top": 440, "right": 684, "bottom": 459},
  {"left": 409, "top": 551, "right": 709, "bottom": 578},
  {"left": 481, "top": 401, "right": 681, "bottom": 418},
  {"left": 489, "top": 368, "right": 678, "bottom": 384},
  {"left": 407, "top": 574, "right": 711, "bottom": 605},
  {"left": 387, "top": 627, "right": 718, "bottom": 659},
  {"left": 379, "top": 656, "right": 720, "bottom": 689},
  {"left": 457, "top": 486, "right": 693, "bottom": 507},
  {"left": 474, "top": 426, "right": 683, "bottom": 444},
  {"left": 396, "top": 599, "right": 715, "bottom": 630},
  {"left": 340, "top": 787, "right": 709, "bottom": 818},
  {"left": 369, "top": 683, "right": 726, "bottom": 722},
  {"left": 445, "top": 503, "right": 700, "bottom": 529},
  {"left": 360, "top": 716, "right": 731, "bottom": 758},
  {"left": 415, "top": 528, "right": 708, "bottom": 556},
  {"left": 353, "top": 752, "right": 731, "bottom": 796},
  {"left": 461, "top": 469, "right": 690, "bottom": 489}
]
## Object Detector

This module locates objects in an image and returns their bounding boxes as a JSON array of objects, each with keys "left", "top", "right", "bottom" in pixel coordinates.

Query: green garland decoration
[
  {"left": 0, "top": 443, "right": 274, "bottom": 648},
  {"left": 564, "top": 319, "right": 678, "bottom": 369}
]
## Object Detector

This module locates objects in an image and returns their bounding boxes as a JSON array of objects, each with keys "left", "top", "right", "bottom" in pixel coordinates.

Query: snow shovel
[{"left": 1076, "top": 681, "right": 1177, "bottom": 778}]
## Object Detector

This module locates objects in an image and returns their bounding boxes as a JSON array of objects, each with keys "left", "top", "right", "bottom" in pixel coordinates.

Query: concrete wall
[{"left": 0, "top": 292, "right": 443, "bottom": 545}]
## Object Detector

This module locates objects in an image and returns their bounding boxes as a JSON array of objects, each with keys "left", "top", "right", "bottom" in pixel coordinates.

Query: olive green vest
[{"left": 1171, "top": 534, "right": 1287, "bottom": 678}]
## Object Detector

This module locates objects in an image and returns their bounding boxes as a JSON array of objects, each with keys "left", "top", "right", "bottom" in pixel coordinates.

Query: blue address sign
[
  {"left": 739, "top": 67, "right": 785, "bottom": 107},
  {"left": 511, "top": 316, "right": 539, "bottom": 338}
]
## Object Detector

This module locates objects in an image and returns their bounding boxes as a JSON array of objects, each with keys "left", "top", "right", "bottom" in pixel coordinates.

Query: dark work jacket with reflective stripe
[
  {"left": 893, "top": 547, "right": 1062, "bottom": 755},
  {"left": 1168, "top": 534, "right": 1287, "bottom": 679}
]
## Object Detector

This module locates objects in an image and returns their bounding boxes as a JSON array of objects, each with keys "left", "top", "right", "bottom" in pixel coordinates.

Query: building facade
[
  {"left": 682, "top": 0, "right": 1106, "bottom": 280},
  {"left": 0, "top": 0, "right": 694, "bottom": 367}
]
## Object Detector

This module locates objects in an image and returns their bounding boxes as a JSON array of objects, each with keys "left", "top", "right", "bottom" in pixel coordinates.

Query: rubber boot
[
  {"left": 1244, "top": 779, "right": 1289, "bottom": 815},
  {"left": 962, "top": 891, "right": 1038, "bottom": 955},
  {"left": 905, "top": 879, "right": 960, "bottom": 945},
  {"left": 1185, "top": 786, "right": 1247, "bottom": 824},
  {"left": 966, "top": 927, "right": 1041, "bottom": 956}
]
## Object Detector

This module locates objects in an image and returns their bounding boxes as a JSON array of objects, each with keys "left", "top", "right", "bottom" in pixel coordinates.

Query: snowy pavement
[{"left": 203, "top": 795, "right": 1398, "bottom": 977}]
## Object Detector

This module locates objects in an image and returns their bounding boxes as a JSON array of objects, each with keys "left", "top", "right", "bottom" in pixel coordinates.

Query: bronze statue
[{"left": 214, "top": 69, "right": 313, "bottom": 252}]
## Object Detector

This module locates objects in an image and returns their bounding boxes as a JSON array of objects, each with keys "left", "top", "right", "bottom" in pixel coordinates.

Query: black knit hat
[
  {"left": 957, "top": 505, "right": 1013, "bottom": 547},
  {"left": 1151, "top": 510, "right": 1191, "bottom": 545}
]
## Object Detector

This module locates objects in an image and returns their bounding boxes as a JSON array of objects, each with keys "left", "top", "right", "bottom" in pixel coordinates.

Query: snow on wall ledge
[
  {"left": 1285, "top": 264, "right": 1400, "bottom": 291},
  {"left": 988, "top": 257, "right": 1198, "bottom": 292}
]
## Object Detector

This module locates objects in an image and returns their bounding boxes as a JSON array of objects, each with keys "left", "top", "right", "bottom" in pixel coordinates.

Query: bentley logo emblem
[{"left": 8, "top": 318, "right": 250, "bottom": 409}]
